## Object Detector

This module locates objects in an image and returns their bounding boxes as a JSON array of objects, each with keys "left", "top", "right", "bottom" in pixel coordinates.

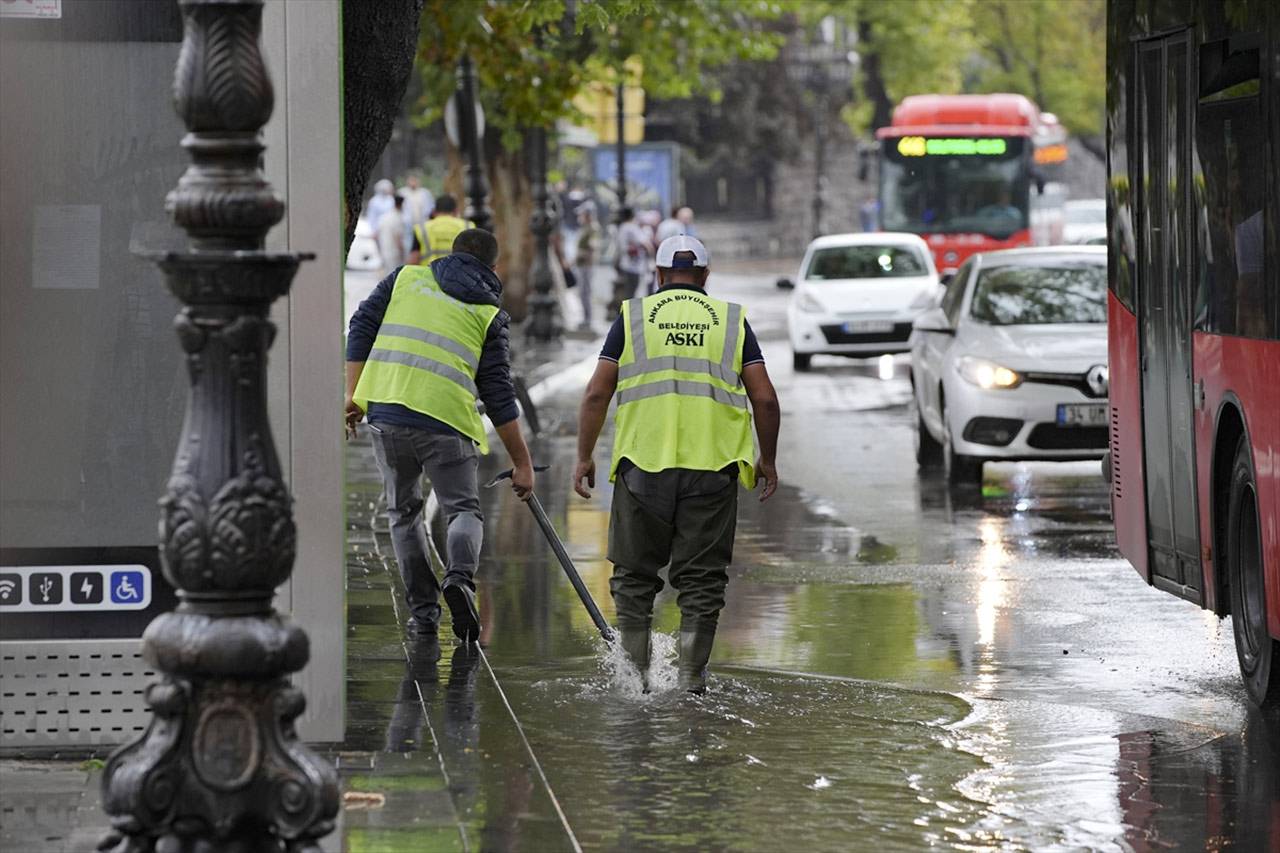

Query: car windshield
[
  {"left": 969, "top": 262, "right": 1107, "bottom": 325},
  {"left": 879, "top": 136, "right": 1030, "bottom": 239},
  {"left": 804, "top": 245, "right": 929, "bottom": 280}
]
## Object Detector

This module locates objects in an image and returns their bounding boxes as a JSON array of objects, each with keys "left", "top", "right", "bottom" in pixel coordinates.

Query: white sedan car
[
  {"left": 782, "top": 233, "right": 941, "bottom": 371},
  {"left": 910, "top": 246, "right": 1109, "bottom": 486},
  {"left": 1063, "top": 198, "right": 1107, "bottom": 244}
]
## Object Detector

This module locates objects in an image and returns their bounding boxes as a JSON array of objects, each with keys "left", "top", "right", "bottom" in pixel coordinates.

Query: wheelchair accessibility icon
[{"left": 110, "top": 570, "right": 145, "bottom": 605}]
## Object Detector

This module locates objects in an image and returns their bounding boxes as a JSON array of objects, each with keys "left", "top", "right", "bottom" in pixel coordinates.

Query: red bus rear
[
  {"left": 1107, "top": 0, "right": 1280, "bottom": 707},
  {"left": 876, "top": 93, "right": 1068, "bottom": 274}
]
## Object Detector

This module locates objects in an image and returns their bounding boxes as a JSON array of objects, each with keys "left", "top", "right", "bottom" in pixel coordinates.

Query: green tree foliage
[
  {"left": 417, "top": 0, "right": 784, "bottom": 150},
  {"left": 966, "top": 0, "right": 1106, "bottom": 141},
  {"left": 794, "top": 0, "right": 1103, "bottom": 147},
  {"left": 789, "top": 0, "right": 975, "bottom": 134}
]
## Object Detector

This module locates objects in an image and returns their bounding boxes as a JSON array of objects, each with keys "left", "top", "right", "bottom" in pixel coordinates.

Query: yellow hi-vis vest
[
  {"left": 611, "top": 289, "right": 757, "bottom": 488},
  {"left": 414, "top": 215, "right": 474, "bottom": 264},
  {"left": 352, "top": 265, "right": 499, "bottom": 453}
]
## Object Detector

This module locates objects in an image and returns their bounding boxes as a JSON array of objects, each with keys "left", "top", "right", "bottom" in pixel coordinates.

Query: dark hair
[
  {"left": 620, "top": 206, "right": 634, "bottom": 221},
  {"left": 435, "top": 194, "right": 458, "bottom": 214},
  {"left": 393, "top": 194, "right": 404, "bottom": 209},
  {"left": 671, "top": 205, "right": 681, "bottom": 218},
  {"left": 452, "top": 228, "right": 499, "bottom": 267}
]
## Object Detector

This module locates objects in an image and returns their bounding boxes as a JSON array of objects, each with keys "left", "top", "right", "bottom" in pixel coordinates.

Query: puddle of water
[{"left": 505, "top": 658, "right": 998, "bottom": 852}]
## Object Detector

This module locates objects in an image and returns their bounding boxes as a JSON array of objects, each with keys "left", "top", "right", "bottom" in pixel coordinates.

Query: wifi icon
[{"left": 0, "top": 574, "right": 20, "bottom": 605}]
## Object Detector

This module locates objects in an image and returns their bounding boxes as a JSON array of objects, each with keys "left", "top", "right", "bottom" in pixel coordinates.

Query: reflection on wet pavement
[{"left": 331, "top": 271, "right": 1273, "bottom": 851}]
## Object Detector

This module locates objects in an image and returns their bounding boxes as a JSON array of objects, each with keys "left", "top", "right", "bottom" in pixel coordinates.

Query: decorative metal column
[
  {"left": 526, "top": 120, "right": 562, "bottom": 341},
  {"left": 99, "top": 1, "right": 339, "bottom": 851},
  {"left": 456, "top": 53, "right": 493, "bottom": 233}
]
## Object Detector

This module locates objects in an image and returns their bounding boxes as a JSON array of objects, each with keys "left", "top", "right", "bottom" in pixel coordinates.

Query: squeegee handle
[{"left": 527, "top": 494, "right": 615, "bottom": 642}]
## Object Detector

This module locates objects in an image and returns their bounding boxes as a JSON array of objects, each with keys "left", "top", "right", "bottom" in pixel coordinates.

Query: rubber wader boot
[
  {"left": 619, "top": 624, "right": 652, "bottom": 692},
  {"left": 678, "top": 628, "right": 716, "bottom": 694}
]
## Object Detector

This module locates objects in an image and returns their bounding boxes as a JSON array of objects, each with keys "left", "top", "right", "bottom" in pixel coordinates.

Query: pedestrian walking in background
[
  {"left": 365, "top": 178, "right": 396, "bottom": 231},
  {"left": 345, "top": 229, "right": 536, "bottom": 644},
  {"left": 574, "top": 202, "right": 602, "bottom": 330},
  {"left": 400, "top": 171, "right": 435, "bottom": 227},
  {"left": 410, "top": 194, "right": 474, "bottom": 266},
  {"left": 610, "top": 206, "right": 648, "bottom": 317},
  {"left": 573, "top": 234, "right": 781, "bottom": 693},
  {"left": 376, "top": 194, "right": 407, "bottom": 273},
  {"left": 656, "top": 205, "right": 695, "bottom": 243}
]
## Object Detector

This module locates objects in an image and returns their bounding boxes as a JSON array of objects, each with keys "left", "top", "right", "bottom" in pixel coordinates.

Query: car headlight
[
  {"left": 796, "top": 292, "right": 826, "bottom": 314},
  {"left": 956, "top": 355, "right": 1022, "bottom": 389}
]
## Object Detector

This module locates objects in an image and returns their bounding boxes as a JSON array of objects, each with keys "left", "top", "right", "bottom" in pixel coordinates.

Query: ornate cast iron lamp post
[
  {"left": 526, "top": 22, "right": 563, "bottom": 343},
  {"left": 99, "top": 1, "right": 338, "bottom": 850},
  {"left": 526, "top": 121, "right": 562, "bottom": 342},
  {"left": 456, "top": 53, "right": 493, "bottom": 233}
]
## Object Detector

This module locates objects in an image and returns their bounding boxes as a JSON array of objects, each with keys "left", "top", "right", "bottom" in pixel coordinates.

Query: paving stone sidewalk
[{"left": 0, "top": 333, "right": 598, "bottom": 853}]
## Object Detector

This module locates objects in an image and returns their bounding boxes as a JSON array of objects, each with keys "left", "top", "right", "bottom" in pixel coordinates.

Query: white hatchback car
[
  {"left": 782, "top": 233, "right": 940, "bottom": 371},
  {"left": 910, "top": 246, "right": 1109, "bottom": 486}
]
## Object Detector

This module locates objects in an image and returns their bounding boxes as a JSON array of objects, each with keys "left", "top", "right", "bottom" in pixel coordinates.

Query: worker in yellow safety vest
[
  {"left": 573, "top": 234, "right": 782, "bottom": 693},
  {"left": 345, "top": 228, "right": 534, "bottom": 645},
  {"left": 409, "top": 194, "right": 474, "bottom": 266}
]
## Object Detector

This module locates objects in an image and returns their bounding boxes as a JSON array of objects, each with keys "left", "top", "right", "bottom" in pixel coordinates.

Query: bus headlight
[
  {"left": 957, "top": 356, "right": 1022, "bottom": 389},
  {"left": 796, "top": 292, "right": 826, "bottom": 314}
]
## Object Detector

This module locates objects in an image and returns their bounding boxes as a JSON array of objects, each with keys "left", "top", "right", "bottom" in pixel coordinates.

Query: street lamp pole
[
  {"left": 614, "top": 82, "right": 627, "bottom": 217},
  {"left": 456, "top": 52, "right": 493, "bottom": 233},
  {"left": 609, "top": 81, "right": 629, "bottom": 319},
  {"left": 99, "top": 1, "right": 338, "bottom": 849},
  {"left": 811, "top": 76, "right": 828, "bottom": 240}
]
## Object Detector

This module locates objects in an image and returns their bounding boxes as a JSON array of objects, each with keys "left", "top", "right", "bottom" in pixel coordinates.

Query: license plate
[
  {"left": 1056, "top": 403, "right": 1107, "bottom": 427},
  {"left": 842, "top": 320, "right": 894, "bottom": 334}
]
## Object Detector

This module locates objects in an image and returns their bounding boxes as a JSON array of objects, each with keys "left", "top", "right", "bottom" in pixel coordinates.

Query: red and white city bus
[
  {"left": 1107, "top": 0, "right": 1279, "bottom": 706},
  {"left": 876, "top": 93, "right": 1069, "bottom": 275}
]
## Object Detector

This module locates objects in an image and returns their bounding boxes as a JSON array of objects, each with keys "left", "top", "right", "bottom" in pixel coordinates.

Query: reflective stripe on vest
[
  {"left": 365, "top": 348, "right": 479, "bottom": 397},
  {"left": 610, "top": 290, "right": 756, "bottom": 488},
  {"left": 352, "top": 265, "right": 498, "bottom": 452}
]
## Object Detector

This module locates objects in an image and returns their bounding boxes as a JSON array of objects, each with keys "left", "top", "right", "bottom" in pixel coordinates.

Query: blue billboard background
[{"left": 590, "top": 143, "right": 680, "bottom": 219}]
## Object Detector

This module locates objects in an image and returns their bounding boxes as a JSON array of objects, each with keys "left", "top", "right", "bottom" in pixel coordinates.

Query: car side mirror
[
  {"left": 913, "top": 306, "right": 954, "bottom": 335},
  {"left": 776, "top": 277, "right": 795, "bottom": 291},
  {"left": 939, "top": 272, "right": 954, "bottom": 287}
]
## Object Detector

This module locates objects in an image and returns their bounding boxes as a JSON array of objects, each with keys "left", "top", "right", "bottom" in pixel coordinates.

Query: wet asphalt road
[{"left": 366, "top": 267, "right": 1279, "bottom": 852}]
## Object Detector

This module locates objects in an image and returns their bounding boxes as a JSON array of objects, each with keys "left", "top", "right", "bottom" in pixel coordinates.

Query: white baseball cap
[{"left": 655, "top": 234, "right": 710, "bottom": 269}]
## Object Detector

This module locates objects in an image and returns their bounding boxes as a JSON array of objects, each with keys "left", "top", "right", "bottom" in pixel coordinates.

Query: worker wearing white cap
[{"left": 573, "top": 234, "right": 781, "bottom": 693}]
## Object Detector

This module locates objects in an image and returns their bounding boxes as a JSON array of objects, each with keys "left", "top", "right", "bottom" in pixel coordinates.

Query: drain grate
[{"left": 0, "top": 640, "right": 154, "bottom": 751}]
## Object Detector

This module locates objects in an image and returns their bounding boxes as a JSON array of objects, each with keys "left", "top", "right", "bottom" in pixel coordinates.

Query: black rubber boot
[
  {"left": 677, "top": 627, "right": 716, "bottom": 694},
  {"left": 442, "top": 581, "right": 480, "bottom": 644},
  {"left": 619, "top": 623, "right": 651, "bottom": 692}
]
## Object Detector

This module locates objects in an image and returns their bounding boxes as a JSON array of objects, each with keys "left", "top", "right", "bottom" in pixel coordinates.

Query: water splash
[
  {"left": 598, "top": 631, "right": 681, "bottom": 698},
  {"left": 808, "top": 776, "right": 833, "bottom": 790}
]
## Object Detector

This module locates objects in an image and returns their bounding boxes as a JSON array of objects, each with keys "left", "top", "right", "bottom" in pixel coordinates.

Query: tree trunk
[
  {"left": 444, "top": 137, "right": 534, "bottom": 321},
  {"left": 342, "top": 0, "right": 425, "bottom": 252},
  {"left": 857, "top": 21, "right": 894, "bottom": 132}
]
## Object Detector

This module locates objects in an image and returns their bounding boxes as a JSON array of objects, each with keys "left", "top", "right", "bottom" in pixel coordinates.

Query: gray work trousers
[
  {"left": 370, "top": 423, "right": 483, "bottom": 625},
  {"left": 607, "top": 465, "right": 738, "bottom": 633}
]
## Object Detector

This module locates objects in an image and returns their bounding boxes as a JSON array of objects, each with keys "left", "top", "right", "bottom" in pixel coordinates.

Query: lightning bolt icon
[{"left": 81, "top": 576, "right": 95, "bottom": 599}]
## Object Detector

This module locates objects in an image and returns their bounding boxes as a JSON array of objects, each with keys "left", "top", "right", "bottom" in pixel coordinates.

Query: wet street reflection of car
[
  {"left": 910, "top": 246, "right": 1109, "bottom": 486},
  {"left": 780, "top": 232, "right": 940, "bottom": 372}
]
